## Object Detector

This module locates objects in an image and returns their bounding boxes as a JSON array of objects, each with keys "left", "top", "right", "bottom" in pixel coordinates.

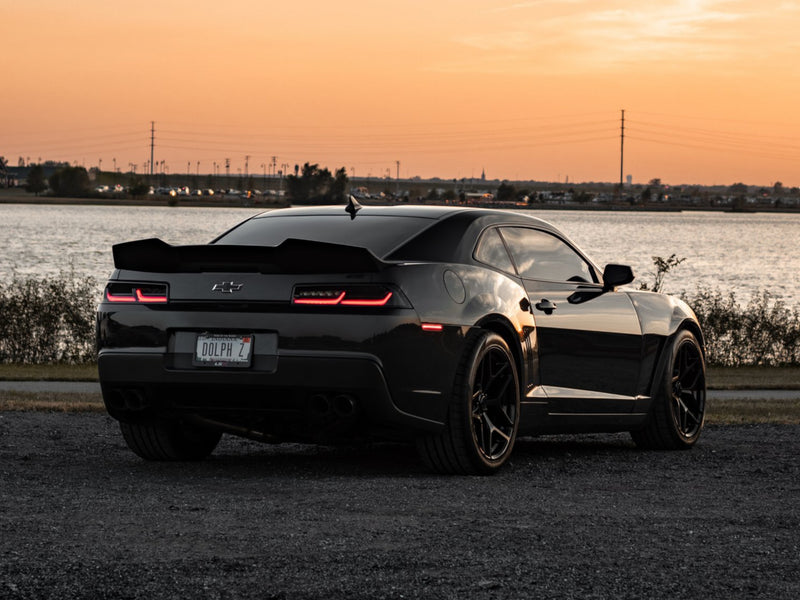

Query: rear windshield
[{"left": 215, "top": 214, "right": 437, "bottom": 258}]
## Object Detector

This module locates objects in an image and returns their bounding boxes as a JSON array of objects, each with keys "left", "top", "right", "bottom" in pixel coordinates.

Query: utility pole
[
  {"left": 395, "top": 160, "right": 400, "bottom": 194},
  {"left": 150, "top": 122, "right": 155, "bottom": 177},
  {"left": 619, "top": 109, "right": 625, "bottom": 190}
]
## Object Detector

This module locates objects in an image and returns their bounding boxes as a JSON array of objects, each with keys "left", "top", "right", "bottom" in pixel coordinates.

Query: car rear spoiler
[{"left": 112, "top": 238, "right": 390, "bottom": 274}]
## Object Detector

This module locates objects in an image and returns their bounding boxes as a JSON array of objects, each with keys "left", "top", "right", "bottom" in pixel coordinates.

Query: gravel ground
[{"left": 1, "top": 413, "right": 798, "bottom": 600}]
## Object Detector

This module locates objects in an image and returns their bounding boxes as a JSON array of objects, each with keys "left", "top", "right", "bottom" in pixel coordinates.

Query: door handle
[{"left": 534, "top": 299, "right": 557, "bottom": 315}]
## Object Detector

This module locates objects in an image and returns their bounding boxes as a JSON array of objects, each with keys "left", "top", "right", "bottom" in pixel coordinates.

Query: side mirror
[{"left": 603, "top": 264, "right": 634, "bottom": 291}]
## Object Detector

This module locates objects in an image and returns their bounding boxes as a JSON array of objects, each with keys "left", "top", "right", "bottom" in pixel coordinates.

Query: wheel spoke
[
  {"left": 497, "top": 406, "right": 515, "bottom": 428},
  {"left": 485, "top": 359, "right": 509, "bottom": 390},
  {"left": 472, "top": 413, "right": 489, "bottom": 451},
  {"left": 684, "top": 363, "right": 702, "bottom": 390},
  {"left": 681, "top": 392, "right": 702, "bottom": 424}
]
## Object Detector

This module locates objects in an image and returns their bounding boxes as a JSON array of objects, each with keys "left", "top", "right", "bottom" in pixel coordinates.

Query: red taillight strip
[
  {"left": 341, "top": 292, "right": 393, "bottom": 306},
  {"left": 135, "top": 289, "right": 168, "bottom": 303},
  {"left": 105, "top": 290, "right": 136, "bottom": 303},
  {"left": 293, "top": 292, "right": 346, "bottom": 305},
  {"left": 421, "top": 323, "right": 443, "bottom": 332}
]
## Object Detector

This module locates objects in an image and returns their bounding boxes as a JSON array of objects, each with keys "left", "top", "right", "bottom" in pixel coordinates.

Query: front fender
[{"left": 627, "top": 289, "right": 704, "bottom": 348}]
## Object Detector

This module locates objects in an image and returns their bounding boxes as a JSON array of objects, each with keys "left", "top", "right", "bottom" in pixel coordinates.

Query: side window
[
  {"left": 474, "top": 228, "right": 516, "bottom": 274},
  {"left": 500, "top": 227, "right": 596, "bottom": 283}
]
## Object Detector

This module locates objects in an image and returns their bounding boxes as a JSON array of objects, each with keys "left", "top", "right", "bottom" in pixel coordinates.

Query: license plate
[{"left": 193, "top": 334, "right": 253, "bottom": 367}]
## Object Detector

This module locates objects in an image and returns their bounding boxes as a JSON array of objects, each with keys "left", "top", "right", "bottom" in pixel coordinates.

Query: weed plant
[
  {"left": 684, "top": 288, "right": 800, "bottom": 366},
  {"left": 642, "top": 255, "right": 800, "bottom": 366},
  {"left": 0, "top": 271, "right": 97, "bottom": 363}
]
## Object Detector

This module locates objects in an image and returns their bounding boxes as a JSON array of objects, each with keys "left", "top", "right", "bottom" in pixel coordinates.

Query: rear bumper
[{"left": 98, "top": 348, "right": 446, "bottom": 438}]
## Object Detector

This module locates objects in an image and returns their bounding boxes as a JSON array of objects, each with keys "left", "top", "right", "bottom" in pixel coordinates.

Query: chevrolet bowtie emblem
[{"left": 211, "top": 281, "right": 243, "bottom": 293}]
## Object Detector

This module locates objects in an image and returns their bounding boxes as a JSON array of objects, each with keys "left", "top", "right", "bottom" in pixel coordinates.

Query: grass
[
  {"left": 3, "top": 364, "right": 798, "bottom": 389},
  {"left": 705, "top": 398, "right": 800, "bottom": 425},
  {"left": 0, "top": 363, "right": 99, "bottom": 381},
  {"left": 706, "top": 366, "right": 800, "bottom": 390},
  {"left": 0, "top": 391, "right": 103, "bottom": 412}
]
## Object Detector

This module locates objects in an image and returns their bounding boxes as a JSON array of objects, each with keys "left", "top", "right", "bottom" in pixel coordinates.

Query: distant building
[{"left": 626, "top": 175, "right": 633, "bottom": 187}]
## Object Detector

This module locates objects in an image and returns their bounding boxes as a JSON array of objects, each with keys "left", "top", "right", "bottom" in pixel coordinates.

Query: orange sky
[{"left": 4, "top": 0, "right": 800, "bottom": 186}]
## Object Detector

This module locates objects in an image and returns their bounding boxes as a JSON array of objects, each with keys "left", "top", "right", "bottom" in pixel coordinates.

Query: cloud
[{"left": 439, "top": 0, "right": 757, "bottom": 74}]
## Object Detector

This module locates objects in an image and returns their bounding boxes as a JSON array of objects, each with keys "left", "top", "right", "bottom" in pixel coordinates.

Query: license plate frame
[{"left": 193, "top": 333, "right": 254, "bottom": 368}]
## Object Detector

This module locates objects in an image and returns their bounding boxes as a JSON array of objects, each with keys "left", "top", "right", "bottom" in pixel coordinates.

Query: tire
[
  {"left": 417, "top": 331, "right": 520, "bottom": 474},
  {"left": 631, "top": 329, "right": 706, "bottom": 450},
  {"left": 120, "top": 419, "right": 222, "bottom": 461}
]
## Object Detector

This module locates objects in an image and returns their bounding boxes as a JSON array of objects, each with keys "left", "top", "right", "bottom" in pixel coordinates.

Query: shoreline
[{"left": 2, "top": 192, "right": 799, "bottom": 213}]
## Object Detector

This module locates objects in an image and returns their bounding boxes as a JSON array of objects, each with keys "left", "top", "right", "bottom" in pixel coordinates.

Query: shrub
[
  {"left": 0, "top": 272, "right": 98, "bottom": 364},
  {"left": 684, "top": 288, "right": 800, "bottom": 367}
]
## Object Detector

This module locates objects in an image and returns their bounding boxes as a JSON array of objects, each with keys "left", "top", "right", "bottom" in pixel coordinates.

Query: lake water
[{"left": 1, "top": 204, "right": 797, "bottom": 306}]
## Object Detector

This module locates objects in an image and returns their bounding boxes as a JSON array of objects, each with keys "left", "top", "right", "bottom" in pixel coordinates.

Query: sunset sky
[{"left": 4, "top": 0, "right": 800, "bottom": 186}]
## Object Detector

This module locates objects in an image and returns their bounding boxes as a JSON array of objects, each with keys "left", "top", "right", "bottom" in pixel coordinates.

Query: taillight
[
  {"left": 292, "top": 285, "right": 403, "bottom": 308},
  {"left": 105, "top": 283, "right": 168, "bottom": 304}
]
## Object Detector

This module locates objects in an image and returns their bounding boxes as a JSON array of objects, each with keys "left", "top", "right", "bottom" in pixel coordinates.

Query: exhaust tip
[
  {"left": 332, "top": 394, "right": 358, "bottom": 418},
  {"left": 106, "top": 388, "right": 149, "bottom": 411},
  {"left": 308, "top": 393, "right": 331, "bottom": 416}
]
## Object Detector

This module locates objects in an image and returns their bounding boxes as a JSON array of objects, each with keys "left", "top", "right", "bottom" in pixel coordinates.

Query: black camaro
[{"left": 97, "top": 202, "right": 706, "bottom": 474}]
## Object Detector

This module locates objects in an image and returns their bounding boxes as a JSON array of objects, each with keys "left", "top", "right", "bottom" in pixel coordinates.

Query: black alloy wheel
[
  {"left": 470, "top": 343, "right": 518, "bottom": 462},
  {"left": 631, "top": 329, "right": 706, "bottom": 450},
  {"left": 417, "top": 331, "right": 520, "bottom": 474},
  {"left": 669, "top": 334, "right": 706, "bottom": 440}
]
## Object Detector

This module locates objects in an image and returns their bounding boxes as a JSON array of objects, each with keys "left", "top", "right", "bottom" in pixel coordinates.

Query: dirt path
[{"left": 1, "top": 413, "right": 798, "bottom": 599}]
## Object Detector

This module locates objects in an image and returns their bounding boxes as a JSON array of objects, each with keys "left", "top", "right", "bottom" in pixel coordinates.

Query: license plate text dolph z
[{"left": 194, "top": 334, "right": 253, "bottom": 367}]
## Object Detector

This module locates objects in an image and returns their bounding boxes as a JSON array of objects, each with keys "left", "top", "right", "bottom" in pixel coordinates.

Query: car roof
[
  {"left": 254, "top": 204, "right": 555, "bottom": 228},
  {"left": 217, "top": 204, "right": 569, "bottom": 264}
]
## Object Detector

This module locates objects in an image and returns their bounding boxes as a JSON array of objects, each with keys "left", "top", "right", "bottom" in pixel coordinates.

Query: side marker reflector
[{"left": 421, "top": 323, "right": 443, "bottom": 332}]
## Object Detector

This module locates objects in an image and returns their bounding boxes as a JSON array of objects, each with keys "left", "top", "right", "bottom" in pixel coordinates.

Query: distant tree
[
  {"left": 129, "top": 180, "right": 151, "bottom": 198},
  {"left": 425, "top": 188, "right": 439, "bottom": 202},
  {"left": 48, "top": 166, "right": 90, "bottom": 197},
  {"left": 641, "top": 187, "right": 652, "bottom": 202},
  {"left": 773, "top": 181, "right": 784, "bottom": 196},
  {"left": 286, "top": 163, "right": 348, "bottom": 205},
  {"left": 729, "top": 182, "right": 748, "bottom": 195},
  {"left": 25, "top": 164, "right": 47, "bottom": 195},
  {"left": 0, "top": 156, "right": 7, "bottom": 186},
  {"left": 648, "top": 178, "right": 661, "bottom": 188},
  {"left": 331, "top": 167, "right": 348, "bottom": 201},
  {"left": 441, "top": 189, "right": 457, "bottom": 202},
  {"left": 496, "top": 182, "right": 516, "bottom": 202}
]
